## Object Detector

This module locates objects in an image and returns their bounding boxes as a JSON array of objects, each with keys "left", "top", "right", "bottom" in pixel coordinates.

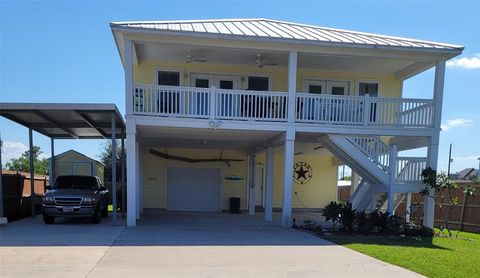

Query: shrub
[
  {"left": 402, "top": 222, "right": 434, "bottom": 237},
  {"left": 354, "top": 211, "right": 372, "bottom": 234},
  {"left": 322, "top": 201, "right": 342, "bottom": 230},
  {"left": 339, "top": 202, "right": 356, "bottom": 232},
  {"left": 368, "top": 210, "right": 390, "bottom": 233}
]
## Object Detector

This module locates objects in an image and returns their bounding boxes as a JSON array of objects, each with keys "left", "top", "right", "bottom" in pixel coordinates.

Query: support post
[
  {"left": 209, "top": 86, "right": 216, "bottom": 119},
  {"left": 50, "top": 138, "right": 55, "bottom": 185},
  {"left": 405, "top": 192, "right": 412, "bottom": 222},
  {"left": 424, "top": 60, "right": 445, "bottom": 228},
  {"left": 111, "top": 113, "right": 117, "bottom": 225},
  {"left": 139, "top": 145, "right": 144, "bottom": 214},
  {"left": 126, "top": 128, "right": 137, "bottom": 226},
  {"left": 387, "top": 145, "right": 398, "bottom": 214},
  {"left": 135, "top": 141, "right": 140, "bottom": 220},
  {"left": 287, "top": 51, "right": 297, "bottom": 123},
  {"left": 121, "top": 130, "right": 126, "bottom": 218},
  {"left": 265, "top": 147, "right": 274, "bottom": 221},
  {"left": 0, "top": 133, "right": 4, "bottom": 219},
  {"left": 124, "top": 40, "right": 134, "bottom": 115},
  {"left": 28, "top": 128, "right": 35, "bottom": 217},
  {"left": 248, "top": 153, "right": 256, "bottom": 215},
  {"left": 282, "top": 130, "right": 295, "bottom": 227},
  {"left": 363, "top": 94, "right": 371, "bottom": 126}
]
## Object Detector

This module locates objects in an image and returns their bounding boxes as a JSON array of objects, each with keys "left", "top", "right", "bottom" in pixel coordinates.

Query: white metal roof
[
  {"left": 111, "top": 18, "right": 463, "bottom": 52},
  {"left": 0, "top": 103, "right": 125, "bottom": 139}
]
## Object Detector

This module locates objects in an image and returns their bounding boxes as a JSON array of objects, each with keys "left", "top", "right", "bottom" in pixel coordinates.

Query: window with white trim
[
  {"left": 358, "top": 82, "right": 379, "bottom": 97},
  {"left": 158, "top": 71, "right": 180, "bottom": 86}
]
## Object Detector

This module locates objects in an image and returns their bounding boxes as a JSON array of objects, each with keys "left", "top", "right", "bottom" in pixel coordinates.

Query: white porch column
[
  {"left": 424, "top": 60, "right": 445, "bottom": 228},
  {"left": 135, "top": 141, "right": 140, "bottom": 220},
  {"left": 282, "top": 130, "right": 295, "bottom": 227},
  {"left": 248, "top": 153, "right": 256, "bottom": 215},
  {"left": 287, "top": 51, "right": 297, "bottom": 123},
  {"left": 124, "top": 40, "right": 134, "bottom": 115},
  {"left": 387, "top": 145, "right": 398, "bottom": 214},
  {"left": 139, "top": 145, "right": 144, "bottom": 214},
  {"left": 264, "top": 147, "right": 274, "bottom": 221},
  {"left": 405, "top": 192, "right": 412, "bottom": 222},
  {"left": 126, "top": 126, "right": 137, "bottom": 226},
  {"left": 111, "top": 113, "right": 118, "bottom": 225}
]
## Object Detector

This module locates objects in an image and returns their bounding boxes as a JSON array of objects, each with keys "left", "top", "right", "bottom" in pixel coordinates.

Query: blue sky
[{"left": 1, "top": 0, "right": 479, "bottom": 173}]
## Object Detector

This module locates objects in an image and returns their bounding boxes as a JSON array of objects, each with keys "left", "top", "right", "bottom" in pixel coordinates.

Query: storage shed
[{"left": 49, "top": 150, "right": 105, "bottom": 184}]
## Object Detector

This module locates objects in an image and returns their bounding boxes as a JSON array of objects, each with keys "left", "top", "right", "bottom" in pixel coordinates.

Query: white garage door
[{"left": 167, "top": 167, "right": 222, "bottom": 212}]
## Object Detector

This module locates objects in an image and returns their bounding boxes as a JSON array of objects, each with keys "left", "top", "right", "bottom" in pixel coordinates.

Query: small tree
[
  {"left": 322, "top": 201, "right": 342, "bottom": 230},
  {"left": 98, "top": 140, "right": 123, "bottom": 183},
  {"left": 5, "top": 146, "right": 48, "bottom": 175},
  {"left": 420, "top": 167, "right": 459, "bottom": 237}
]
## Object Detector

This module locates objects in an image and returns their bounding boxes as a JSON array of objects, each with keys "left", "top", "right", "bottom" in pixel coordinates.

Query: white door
[
  {"left": 167, "top": 167, "right": 222, "bottom": 212},
  {"left": 326, "top": 81, "right": 349, "bottom": 96},
  {"left": 254, "top": 167, "right": 264, "bottom": 206},
  {"left": 191, "top": 74, "right": 239, "bottom": 117},
  {"left": 303, "top": 80, "right": 326, "bottom": 119}
]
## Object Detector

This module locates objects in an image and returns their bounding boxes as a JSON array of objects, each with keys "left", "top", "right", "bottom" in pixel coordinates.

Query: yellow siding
[
  {"left": 256, "top": 145, "right": 337, "bottom": 209},
  {"left": 142, "top": 144, "right": 338, "bottom": 210},
  {"left": 134, "top": 61, "right": 401, "bottom": 97}
]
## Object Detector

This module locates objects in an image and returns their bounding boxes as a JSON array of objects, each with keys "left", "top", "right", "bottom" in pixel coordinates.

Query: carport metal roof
[
  {"left": 0, "top": 103, "right": 125, "bottom": 139},
  {"left": 0, "top": 102, "right": 125, "bottom": 225}
]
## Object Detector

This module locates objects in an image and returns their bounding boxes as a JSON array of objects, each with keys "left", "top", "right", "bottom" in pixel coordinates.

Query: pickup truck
[{"left": 43, "top": 175, "right": 109, "bottom": 224}]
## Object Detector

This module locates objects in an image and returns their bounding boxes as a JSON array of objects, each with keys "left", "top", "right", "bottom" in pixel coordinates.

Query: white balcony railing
[
  {"left": 132, "top": 84, "right": 435, "bottom": 128},
  {"left": 396, "top": 157, "right": 427, "bottom": 183},
  {"left": 296, "top": 94, "right": 434, "bottom": 128}
]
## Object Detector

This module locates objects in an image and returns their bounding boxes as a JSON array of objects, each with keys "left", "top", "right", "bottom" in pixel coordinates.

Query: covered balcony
[{"left": 131, "top": 84, "right": 435, "bottom": 128}]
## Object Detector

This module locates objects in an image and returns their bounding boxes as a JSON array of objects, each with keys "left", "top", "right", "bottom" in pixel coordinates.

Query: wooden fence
[{"left": 337, "top": 181, "right": 480, "bottom": 233}]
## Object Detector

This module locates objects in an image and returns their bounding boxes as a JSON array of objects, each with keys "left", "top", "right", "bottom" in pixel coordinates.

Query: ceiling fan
[
  {"left": 186, "top": 49, "right": 208, "bottom": 63},
  {"left": 256, "top": 54, "right": 278, "bottom": 68}
]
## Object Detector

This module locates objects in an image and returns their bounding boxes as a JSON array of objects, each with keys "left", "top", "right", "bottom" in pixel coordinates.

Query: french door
[
  {"left": 303, "top": 80, "right": 350, "bottom": 120},
  {"left": 191, "top": 74, "right": 240, "bottom": 117}
]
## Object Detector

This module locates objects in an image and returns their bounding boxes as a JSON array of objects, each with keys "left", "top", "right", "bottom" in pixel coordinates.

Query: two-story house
[{"left": 110, "top": 19, "right": 463, "bottom": 227}]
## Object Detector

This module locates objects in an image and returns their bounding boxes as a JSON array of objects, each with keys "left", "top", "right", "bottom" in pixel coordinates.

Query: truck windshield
[{"left": 54, "top": 176, "right": 98, "bottom": 190}]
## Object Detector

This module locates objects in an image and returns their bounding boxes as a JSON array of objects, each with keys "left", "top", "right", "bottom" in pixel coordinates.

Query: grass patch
[{"left": 323, "top": 231, "right": 480, "bottom": 278}]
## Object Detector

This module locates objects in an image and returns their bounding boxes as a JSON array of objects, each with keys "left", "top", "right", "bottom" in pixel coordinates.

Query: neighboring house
[
  {"left": 110, "top": 18, "right": 463, "bottom": 227},
  {"left": 48, "top": 150, "right": 105, "bottom": 184},
  {"left": 451, "top": 168, "right": 479, "bottom": 180}
]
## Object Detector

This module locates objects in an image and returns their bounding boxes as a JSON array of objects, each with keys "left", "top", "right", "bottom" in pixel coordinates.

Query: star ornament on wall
[{"left": 293, "top": 162, "right": 312, "bottom": 184}]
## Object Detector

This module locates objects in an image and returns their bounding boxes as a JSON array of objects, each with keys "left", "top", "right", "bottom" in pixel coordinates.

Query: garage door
[{"left": 167, "top": 167, "right": 222, "bottom": 212}]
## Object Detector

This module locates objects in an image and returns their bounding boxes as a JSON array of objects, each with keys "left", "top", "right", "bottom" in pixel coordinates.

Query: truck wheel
[
  {"left": 91, "top": 208, "right": 101, "bottom": 224},
  {"left": 101, "top": 204, "right": 109, "bottom": 217},
  {"left": 43, "top": 213, "right": 55, "bottom": 224}
]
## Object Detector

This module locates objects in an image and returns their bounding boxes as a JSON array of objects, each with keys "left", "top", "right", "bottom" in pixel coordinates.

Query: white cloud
[
  {"left": 1, "top": 141, "right": 28, "bottom": 164},
  {"left": 446, "top": 53, "right": 480, "bottom": 69},
  {"left": 453, "top": 155, "right": 480, "bottom": 161},
  {"left": 441, "top": 118, "right": 474, "bottom": 131}
]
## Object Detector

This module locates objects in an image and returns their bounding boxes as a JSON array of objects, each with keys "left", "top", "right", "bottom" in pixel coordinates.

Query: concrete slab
[{"left": 0, "top": 211, "right": 423, "bottom": 278}]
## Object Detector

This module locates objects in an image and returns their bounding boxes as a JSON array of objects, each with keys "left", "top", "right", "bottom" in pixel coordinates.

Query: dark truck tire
[
  {"left": 101, "top": 204, "right": 109, "bottom": 217},
  {"left": 91, "top": 207, "right": 101, "bottom": 224},
  {"left": 43, "top": 213, "right": 55, "bottom": 224}
]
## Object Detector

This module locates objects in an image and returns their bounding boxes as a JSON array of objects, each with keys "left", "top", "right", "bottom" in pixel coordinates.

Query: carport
[{"left": 0, "top": 103, "right": 126, "bottom": 225}]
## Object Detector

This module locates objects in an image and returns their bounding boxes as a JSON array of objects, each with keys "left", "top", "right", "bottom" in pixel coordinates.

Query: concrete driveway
[{"left": 0, "top": 211, "right": 422, "bottom": 278}]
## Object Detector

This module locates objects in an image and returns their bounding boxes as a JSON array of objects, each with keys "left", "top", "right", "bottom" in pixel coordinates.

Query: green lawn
[{"left": 323, "top": 231, "right": 480, "bottom": 278}]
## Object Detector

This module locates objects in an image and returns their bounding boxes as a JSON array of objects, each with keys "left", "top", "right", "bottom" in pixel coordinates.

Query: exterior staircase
[{"left": 318, "top": 134, "right": 427, "bottom": 213}]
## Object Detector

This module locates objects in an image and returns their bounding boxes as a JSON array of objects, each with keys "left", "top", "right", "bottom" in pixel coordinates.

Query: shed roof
[
  {"left": 49, "top": 149, "right": 105, "bottom": 166},
  {"left": 0, "top": 103, "right": 125, "bottom": 139},
  {"left": 111, "top": 18, "right": 464, "bottom": 53}
]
